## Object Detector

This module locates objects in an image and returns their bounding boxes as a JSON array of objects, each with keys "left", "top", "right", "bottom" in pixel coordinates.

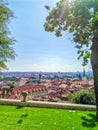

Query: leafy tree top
[
  {"left": 44, "top": 0, "right": 98, "bottom": 65},
  {"left": 0, "top": 0, "right": 16, "bottom": 69}
]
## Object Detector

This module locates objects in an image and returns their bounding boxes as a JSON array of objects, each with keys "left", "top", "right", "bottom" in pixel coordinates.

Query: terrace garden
[{"left": 0, "top": 104, "right": 98, "bottom": 130}]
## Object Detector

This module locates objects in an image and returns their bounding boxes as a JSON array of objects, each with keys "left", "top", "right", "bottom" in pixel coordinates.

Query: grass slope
[{"left": 0, "top": 105, "right": 98, "bottom": 130}]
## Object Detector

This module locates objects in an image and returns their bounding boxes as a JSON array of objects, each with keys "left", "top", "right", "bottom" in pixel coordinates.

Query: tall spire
[{"left": 83, "top": 68, "right": 85, "bottom": 77}]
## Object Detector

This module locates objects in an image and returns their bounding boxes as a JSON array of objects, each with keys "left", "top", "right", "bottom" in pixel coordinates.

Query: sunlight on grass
[{"left": 0, "top": 105, "right": 98, "bottom": 130}]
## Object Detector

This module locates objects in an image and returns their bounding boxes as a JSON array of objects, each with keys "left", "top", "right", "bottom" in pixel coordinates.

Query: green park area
[{"left": 0, "top": 104, "right": 98, "bottom": 130}]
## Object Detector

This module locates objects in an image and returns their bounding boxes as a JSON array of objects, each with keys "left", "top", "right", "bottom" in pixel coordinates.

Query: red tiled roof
[
  {"left": 12, "top": 84, "right": 47, "bottom": 93},
  {"left": 48, "top": 92, "right": 57, "bottom": 98}
]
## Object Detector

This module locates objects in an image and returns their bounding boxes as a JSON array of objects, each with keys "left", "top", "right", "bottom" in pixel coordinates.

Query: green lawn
[{"left": 0, "top": 105, "right": 98, "bottom": 130}]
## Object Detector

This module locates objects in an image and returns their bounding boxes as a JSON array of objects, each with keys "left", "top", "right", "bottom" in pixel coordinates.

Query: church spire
[{"left": 83, "top": 68, "right": 85, "bottom": 77}]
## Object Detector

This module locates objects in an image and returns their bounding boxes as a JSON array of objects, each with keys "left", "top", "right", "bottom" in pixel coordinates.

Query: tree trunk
[{"left": 91, "top": 36, "right": 98, "bottom": 120}]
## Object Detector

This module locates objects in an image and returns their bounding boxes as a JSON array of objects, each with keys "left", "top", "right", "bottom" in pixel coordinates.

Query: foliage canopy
[
  {"left": 0, "top": 0, "right": 15, "bottom": 70},
  {"left": 44, "top": 0, "right": 98, "bottom": 66}
]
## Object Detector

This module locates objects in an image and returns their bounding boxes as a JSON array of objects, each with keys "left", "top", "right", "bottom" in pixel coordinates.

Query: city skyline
[{"left": 5, "top": 0, "right": 91, "bottom": 72}]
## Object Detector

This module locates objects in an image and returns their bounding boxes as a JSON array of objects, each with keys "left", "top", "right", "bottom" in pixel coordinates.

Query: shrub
[
  {"left": 71, "top": 89, "right": 96, "bottom": 105},
  {"left": 9, "top": 82, "right": 16, "bottom": 88}
]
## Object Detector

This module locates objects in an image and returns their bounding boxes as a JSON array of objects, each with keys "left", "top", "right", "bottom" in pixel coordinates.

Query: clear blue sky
[{"left": 6, "top": 0, "right": 90, "bottom": 72}]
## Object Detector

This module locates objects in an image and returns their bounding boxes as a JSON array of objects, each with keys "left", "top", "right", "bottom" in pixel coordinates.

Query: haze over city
[{"left": 6, "top": 0, "right": 91, "bottom": 72}]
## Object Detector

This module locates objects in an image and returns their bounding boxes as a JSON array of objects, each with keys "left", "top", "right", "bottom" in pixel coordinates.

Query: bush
[
  {"left": 9, "top": 82, "right": 16, "bottom": 88},
  {"left": 71, "top": 89, "right": 96, "bottom": 105}
]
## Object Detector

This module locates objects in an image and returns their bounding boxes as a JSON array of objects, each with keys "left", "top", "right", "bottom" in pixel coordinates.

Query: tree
[
  {"left": 9, "top": 82, "right": 15, "bottom": 88},
  {"left": 0, "top": 0, "right": 15, "bottom": 70},
  {"left": 44, "top": 0, "right": 98, "bottom": 119}
]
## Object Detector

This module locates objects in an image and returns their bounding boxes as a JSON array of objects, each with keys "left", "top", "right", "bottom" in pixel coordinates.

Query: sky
[{"left": 6, "top": 0, "right": 91, "bottom": 72}]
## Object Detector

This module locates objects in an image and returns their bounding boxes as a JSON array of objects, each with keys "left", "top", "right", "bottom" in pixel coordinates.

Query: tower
[
  {"left": 82, "top": 68, "right": 87, "bottom": 82},
  {"left": 83, "top": 68, "right": 86, "bottom": 77}
]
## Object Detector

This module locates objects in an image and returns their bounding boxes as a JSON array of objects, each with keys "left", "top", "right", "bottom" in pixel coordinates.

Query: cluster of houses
[{"left": 0, "top": 76, "right": 94, "bottom": 102}]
